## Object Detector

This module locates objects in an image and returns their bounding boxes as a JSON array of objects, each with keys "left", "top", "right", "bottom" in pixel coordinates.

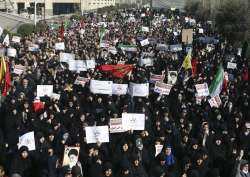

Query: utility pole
[
  {"left": 150, "top": 0, "right": 153, "bottom": 9},
  {"left": 34, "top": 0, "right": 37, "bottom": 26}
]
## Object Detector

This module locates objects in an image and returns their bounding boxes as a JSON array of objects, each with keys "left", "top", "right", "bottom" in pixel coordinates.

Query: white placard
[
  {"left": 122, "top": 113, "right": 145, "bottom": 131},
  {"left": 74, "top": 76, "right": 89, "bottom": 87},
  {"left": 62, "top": 146, "right": 80, "bottom": 168},
  {"left": 129, "top": 83, "right": 149, "bottom": 97},
  {"left": 112, "top": 84, "right": 128, "bottom": 95},
  {"left": 139, "top": 57, "right": 154, "bottom": 67},
  {"left": 18, "top": 131, "right": 36, "bottom": 151},
  {"left": 13, "top": 65, "right": 25, "bottom": 75},
  {"left": 195, "top": 83, "right": 209, "bottom": 97},
  {"left": 51, "top": 93, "right": 60, "bottom": 100},
  {"left": 109, "top": 118, "right": 124, "bottom": 133},
  {"left": 55, "top": 42, "right": 65, "bottom": 50},
  {"left": 154, "top": 82, "right": 172, "bottom": 95},
  {"left": 140, "top": 39, "right": 150, "bottom": 46},
  {"left": 167, "top": 71, "right": 178, "bottom": 85},
  {"left": 12, "top": 36, "right": 21, "bottom": 43},
  {"left": 0, "top": 26, "right": 3, "bottom": 36},
  {"left": 156, "top": 44, "right": 168, "bottom": 51},
  {"left": 108, "top": 47, "right": 117, "bottom": 55},
  {"left": 198, "top": 28, "right": 204, "bottom": 34},
  {"left": 60, "top": 52, "right": 75, "bottom": 63},
  {"left": 3, "top": 34, "right": 9, "bottom": 46},
  {"left": 85, "top": 126, "right": 110, "bottom": 144},
  {"left": 90, "top": 80, "right": 113, "bottom": 95},
  {"left": 75, "top": 60, "right": 87, "bottom": 72},
  {"left": 28, "top": 44, "right": 39, "bottom": 52},
  {"left": 7, "top": 48, "right": 17, "bottom": 57},
  {"left": 142, "top": 26, "right": 149, "bottom": 32},
  {"left": 227, "top": 62, "right": 237, "bottom": 69},
  {"left": 208, "top": 96, "right": 221, "bottom": 108},
  {"left": 86, "top": 60, "right": 96, "bottom": 69},
  {"left": 68, "top": 59, "right": 77, "bottom": 71},
  {"left": 37, "top": 85, "right": 53, "bottom": 97},
  {"left": 155, "top": 145, "right": 164, "bottom": 157},
  {"left": 169, "top": 44, "right": 182, "bottom": 52}
]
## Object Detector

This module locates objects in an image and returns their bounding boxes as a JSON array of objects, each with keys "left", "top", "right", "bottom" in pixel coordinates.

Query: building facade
[{"left": 7, "top": 0, "right": 115, "bottom": 17}]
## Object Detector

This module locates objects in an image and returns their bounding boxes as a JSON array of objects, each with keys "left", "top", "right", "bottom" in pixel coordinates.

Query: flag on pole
[
  {"left": 3, "top": 34, "right": 9, "bottom": 46},
  {"left": 182, "top": 53, "right": 192, "bottom": 70},
  {"left": 59, "top": 22, "right": 64, "bottom": 40},
  {"left": 191, "top": 57, "right": 198, "bottom": 77},
  {"left": 223, "top": 71, "right": 229, "bottom": 91},
  {"left": 1, "top": 61, "right": 11, "bottom": 96},
  {"left": 209, "top": 64, "right": 224, "bottom": 97},
  {"left": 98, "top": 64, "right": 134, "bottom": 78},
  {"left": 0, "top": 57, "right": 6, "bottom": 82}
]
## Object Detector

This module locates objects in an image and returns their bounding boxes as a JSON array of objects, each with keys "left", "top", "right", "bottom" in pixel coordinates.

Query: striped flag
[{"left": 209, "top": 64, "right": 224, "bottom": 97}]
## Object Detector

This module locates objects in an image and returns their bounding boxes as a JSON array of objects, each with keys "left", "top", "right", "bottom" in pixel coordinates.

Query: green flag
[{"left": 209, "top": 64, "right": 224, "bottom": 97}]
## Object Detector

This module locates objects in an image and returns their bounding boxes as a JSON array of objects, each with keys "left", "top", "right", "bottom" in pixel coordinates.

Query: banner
[
  {"left": 182, "top": 29, "right": 193, "bottom": 44},
  {"left": 169, "top": 44, "right": 182, "bottom": 52},
  {"left": 122, "top": 113, "right": 145, "bottom": 131},
  {"left": 155, "top": 145, "right": 164, "bottom": 157},
  {"left": 109, "top": 118, "right": 124, "bottom": 133},
  {"left": 227, "top": 62, "right": 237, "bottom": 69},
  {"left": 62, "top": 146, "right": 80, "bottom": 168},
  {"left": 7, "top": 48, "right": 17, "bottom": 57},
  {"left": 140, "top": 39, "right": 150, "bottom": 46},
  {"left": 90, "top": 80, "right": 113, "bottom": 95},
  {"left": 68, "top": 59, "right": 77, "bottom": 71},
  {"left": 85, "top": 126, "right": 110, "bottom": 144},
  {"left": 86, "top": 60, "right": 96, "bottom": 69},
  {"left": 75, "top": 60, "right": 87, "bottom": 72},
  {"left": 112, "top": 83, "right": 128, "bottom": 95},
  {"left": 129, "top": 83, "right": 149, "bottom": 97},
  {"left": 195, "top": 83, "right": 209, "bottom": 97},
  {"left": 12, "top": 36, "right": 21, "bottom": 43},
  {"left": 37, "top": 85, "right": 53, "bottom": 97},
  {"left": 150, "top": 73, "right": 165, "bottom": 83},
  {"left": 154, "top": 82, "right": 172, "bottom": 95},
  {"left": 28, "top": 44, "right": 39, "bottom": 52},
  {"left": 74, "top": 76, "right": 89, "bottom": 87},
  {"left": 156, "top": 44, "right": 168, "bottom": 51},
  {"left": 55, "top": 42, "right": 65, "bottom": 50},
  {"left": 60, "top": 52, "right": 75, "bottom": 63},
  {"left": 167, "top": 71, "right": 178, "bottom": 85},
  {"left": 118, "top": 44, "right": 137, "bottom": 52},
  {"left": 13, "top": 65, "right": 25, "bottom": 75},
  {"left": 208, "top": 96, "right": 221, "bottom": 108},
  {"left": 18, "top": 131, "right": 36, "bottom": 151}
]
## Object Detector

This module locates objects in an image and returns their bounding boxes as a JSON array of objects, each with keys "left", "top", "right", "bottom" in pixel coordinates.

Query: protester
[{"left": 0, "top": 7, "right": 249, "bottom": 177}]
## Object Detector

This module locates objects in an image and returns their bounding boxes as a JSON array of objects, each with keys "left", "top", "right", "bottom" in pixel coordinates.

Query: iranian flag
[{"left": 209, "top": 64, "right": 224, "bottom": 97}]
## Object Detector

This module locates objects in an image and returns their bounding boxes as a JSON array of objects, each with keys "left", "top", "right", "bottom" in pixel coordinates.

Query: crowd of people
[{"left": 0, "top": 7, "right": 249, "bottom": 177}]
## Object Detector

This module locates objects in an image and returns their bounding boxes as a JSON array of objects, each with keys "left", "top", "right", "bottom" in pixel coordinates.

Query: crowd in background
[{"left": 0, "top": 8, "right": 249, "bottom": 177}]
